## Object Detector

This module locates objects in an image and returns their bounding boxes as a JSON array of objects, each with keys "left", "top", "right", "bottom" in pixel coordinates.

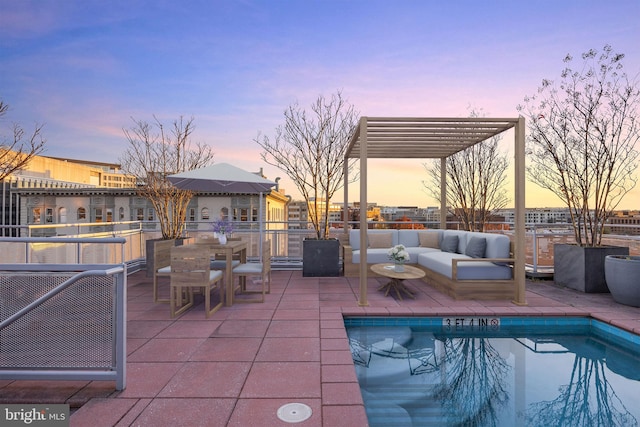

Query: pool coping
[{"left": 343, "top": 314, "right": 640, "bottom": 351}]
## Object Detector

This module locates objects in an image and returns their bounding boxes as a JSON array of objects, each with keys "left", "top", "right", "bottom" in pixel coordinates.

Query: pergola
[{"left": 343, "top": 116, "right": 526, "bottom": 306}]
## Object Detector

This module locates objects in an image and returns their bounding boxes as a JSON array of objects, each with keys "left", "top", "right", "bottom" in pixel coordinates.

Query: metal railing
[
  {"left": 522, "top": 223, "right": 640, "bottom": 276},
  {"left": 0, "top": 263, "right": 127, "bottom": 390},
  {"left": 0, "top": 220, "right": 637, "bottom": 274},
  {"left": 0, "top": 236, "right": 128, "bottom": 263}
]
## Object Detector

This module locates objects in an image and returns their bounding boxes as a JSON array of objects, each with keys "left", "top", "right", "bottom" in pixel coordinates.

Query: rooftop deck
[{"left": 1, "top": 270, "right": 639, "bottom": 426}]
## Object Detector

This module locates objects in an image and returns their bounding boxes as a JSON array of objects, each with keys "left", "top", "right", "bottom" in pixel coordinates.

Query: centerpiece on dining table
[
  {"left": 211, "top": 219, "right": 233, "bottom": 245},
  {"left": 388, "top": 244, "right": 410, "bottom": 272}
]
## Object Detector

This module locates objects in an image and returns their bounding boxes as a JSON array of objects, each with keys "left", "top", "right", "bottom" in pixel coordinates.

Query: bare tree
[
  {"left": 255, "top": 91, "right": 359, "bottom": 239},
  {"left": 518, "top": 45, "right": 640, "bottom": 247},
  {"left": 423, "top": 109, "right": 509, "bottom": 231},
  {"left": 0, "top": 100, "right": 46, "bottom": 181},
  {"left": 527, "top": 354, "right": 636, "bottom": 426},
  {"left": 119, "top": 115, "right": 214, "bottom": 240}
]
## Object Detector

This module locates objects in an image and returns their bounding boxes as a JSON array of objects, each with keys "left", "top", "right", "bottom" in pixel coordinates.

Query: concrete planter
[
  {"left": 302, "top": 238, "right": 340, "bottom": 277},
  {"left": 553, "top": 244, "right": 629, "bottom": 293},
  {"left": 604, "top": 255, "right": 640, "bottom": 307}
]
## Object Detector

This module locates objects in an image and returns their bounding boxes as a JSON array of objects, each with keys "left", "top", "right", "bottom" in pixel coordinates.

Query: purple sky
[{"left": 1, "top": 0, "right": 639, "bottom": 208}]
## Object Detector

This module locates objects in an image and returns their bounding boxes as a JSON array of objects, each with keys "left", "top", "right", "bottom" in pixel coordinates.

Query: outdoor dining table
[{"left": 196, "top": 239, "right": 247, "bottom": 306}]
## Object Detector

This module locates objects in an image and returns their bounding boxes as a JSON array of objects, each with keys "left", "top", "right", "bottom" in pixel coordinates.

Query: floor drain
[{"left": 277, "top": 402, "right": 312, "bottom": 423}]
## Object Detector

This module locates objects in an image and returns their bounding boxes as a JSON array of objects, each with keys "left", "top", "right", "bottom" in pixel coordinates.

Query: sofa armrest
[{"left": 451, "top": 258, "right": 514, "bottom": 280}]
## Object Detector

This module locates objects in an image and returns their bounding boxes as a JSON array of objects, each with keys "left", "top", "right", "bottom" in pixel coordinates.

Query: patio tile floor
[{"left": 1, "top": 269, "right": 640, "bottom": 426}]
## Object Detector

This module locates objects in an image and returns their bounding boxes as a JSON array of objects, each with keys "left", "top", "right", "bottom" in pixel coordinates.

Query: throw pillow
[
  {"left": 440, "top": 235, "right": 459, "bottom": 253},
  {"left": 465, "top": 236, "right": 487, "bottom": 258},
  {"left": 368, "top": 233, "right": 393, "bottom": 248},
  {"left": 418, "top": 232, "right": 439, "bottom": 249}
]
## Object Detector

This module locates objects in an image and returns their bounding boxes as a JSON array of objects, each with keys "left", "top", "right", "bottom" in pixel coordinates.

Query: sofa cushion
[
  {"left": 352, "top": 249, "right": 393, "bottom": 264},
  {"left": 442, "top": 230, "right": 469, "bottom": 253},
  {"left": 418, "top": 252, "right": 512, "bottom": 280},
  {"left": 465, "top": 236, "right": 487, "bottom": 258},
  {"left": 352, "top": 247, "right": 435, "bottom": 264},
  {"left": 368, "top": 233, "right": 393, "bottom": 248},
  {"left": 404, "top": 246, "right": 440, "bottom": 263},
  {"left": 468, "top": 232, "right": 511, "bottom": 259},
  {"left": 418, "top": 231, "right": 440, "bottom": 249},
  {"left": 418, "top": 252, "right": 468, "bottom": 278},
  {"left": 441, "top": 235, "right": 459, "bottom": 253},
  {"left": 398, "top": 229, "right": 420, "bottom": 247},
  {"left": 349, "top": 229, "right": 400, "bottom": 250}
]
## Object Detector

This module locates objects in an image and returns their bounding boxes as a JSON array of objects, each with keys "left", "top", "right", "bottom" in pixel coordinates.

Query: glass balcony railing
[{"left": 0, "top": 220, "right": 637, "bottom": 275}]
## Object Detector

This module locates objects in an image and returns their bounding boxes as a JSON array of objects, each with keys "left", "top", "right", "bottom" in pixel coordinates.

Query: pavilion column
[
  {"left": 358, "top": 117, "right": 369, "bottom": 306},
  {"left": 513, "top": 116, "right": 527, "bottom": 305},
  {"left": 440, "top": 157, "right": 447, "bottom": 230},
  {"left": 343, "top": 152, "right": 348, "bottom": 232}
]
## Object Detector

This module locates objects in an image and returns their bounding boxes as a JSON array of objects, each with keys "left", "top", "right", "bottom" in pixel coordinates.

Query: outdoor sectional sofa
[{"left": 342, "top": 229, "right": 515, "bottom": 300}]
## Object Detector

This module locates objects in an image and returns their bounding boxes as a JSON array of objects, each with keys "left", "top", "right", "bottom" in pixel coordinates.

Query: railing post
[
  {"left": 115, "top": 266, "right": 127, "bottom": 390},
  {"left": 532, "top": 226, "right": 538, "bottom": 274}
]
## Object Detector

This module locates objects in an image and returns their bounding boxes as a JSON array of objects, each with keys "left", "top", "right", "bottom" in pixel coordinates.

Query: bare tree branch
[
  {"left": 255, "top": 91, "right": 359, "bottom": 239},
  {"left": 518, "top": 45, "right": 640, "bottom": 246},
  {"left": 0, "top": 100, "right": 46, "bottom": 181},
  {"left": 423, "top": 108, "right": 510, "bottom": 231},
  {"left": 119, "top": 115, "right": 214, "bottom": 239}
]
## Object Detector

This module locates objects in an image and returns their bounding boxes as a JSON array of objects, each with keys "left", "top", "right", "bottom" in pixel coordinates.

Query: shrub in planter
[{"left": 521, "top": 46, "right": 640, "bottom": 292}]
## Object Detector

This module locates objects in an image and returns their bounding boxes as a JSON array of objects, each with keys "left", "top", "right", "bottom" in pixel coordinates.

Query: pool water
[{"left": 345, "top": 317, "right": 640, "bottom": 427}]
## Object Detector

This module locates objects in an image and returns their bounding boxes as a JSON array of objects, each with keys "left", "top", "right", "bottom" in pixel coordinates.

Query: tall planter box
[
  {"left": 303, "top": 238, "right": 340, "bottom": 277},
  {"left": 554, "top": 244, "right": 629, "bottom": 293}
]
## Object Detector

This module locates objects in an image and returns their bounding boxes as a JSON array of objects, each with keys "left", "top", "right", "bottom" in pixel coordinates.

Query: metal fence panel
[{"left": 0, "top": 264, "right": 126, "bottom": 390}]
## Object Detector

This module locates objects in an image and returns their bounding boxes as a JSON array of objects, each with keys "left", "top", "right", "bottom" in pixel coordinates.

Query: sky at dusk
[{"left": 1, "top": 0, "right": 639, "bottom": 209}]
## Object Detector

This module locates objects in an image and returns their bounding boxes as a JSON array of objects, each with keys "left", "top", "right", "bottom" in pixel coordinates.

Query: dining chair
[
  {"left": 231, "top": 241, "right": 271, "bottom": 303},
  {"left": 169, "top": 245, "right": 224, "bottom": 318},
  {"left": 152, "top": 239, "right": 176, "bottom": 303}
]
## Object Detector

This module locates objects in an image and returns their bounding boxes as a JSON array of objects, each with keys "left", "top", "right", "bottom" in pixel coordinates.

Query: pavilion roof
[{"left": 346, "top": 117, "right": 519, "bottom": 159}]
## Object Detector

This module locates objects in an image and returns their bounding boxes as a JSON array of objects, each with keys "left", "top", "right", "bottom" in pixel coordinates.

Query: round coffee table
[{"left": 370, "top": 263, "right": 426, "bottom": 300}]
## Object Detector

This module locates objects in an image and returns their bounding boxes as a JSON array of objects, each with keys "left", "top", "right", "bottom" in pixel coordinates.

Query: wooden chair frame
[
  {"left": 169, "top": 245, "right": 224, "bottom": 318},
  {"left": 152, "top": 239, "right": 175, "bottom": 303},
  {"left": 231, "top": 241, "right": 271, "bottom": 304}
]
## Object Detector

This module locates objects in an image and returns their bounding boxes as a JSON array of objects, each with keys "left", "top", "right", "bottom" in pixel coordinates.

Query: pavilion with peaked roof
[{"left": 343, "top": 116, "right": 526, "bottom": 306}]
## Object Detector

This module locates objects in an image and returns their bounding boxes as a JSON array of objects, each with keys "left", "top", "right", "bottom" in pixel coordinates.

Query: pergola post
[
  {"left": 358, "top": 117, "right": 369, "bottom": 306},
  {"left": 513, "top": 116, "right": 527, "bottom": 305},
  {"left": 440, "top": 157, "right": 447, "bottom": 230},
  {"left": 343, "top": 140, "right": 349, "bottom": 234}
]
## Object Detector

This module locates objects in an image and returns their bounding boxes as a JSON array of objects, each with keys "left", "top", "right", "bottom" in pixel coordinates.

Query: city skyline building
[
  {"left": 1, "top": 154, "right": 289, "bottom": 239},
  {"left": 2, "top": 153, "right": 638, "bottom": 237}
]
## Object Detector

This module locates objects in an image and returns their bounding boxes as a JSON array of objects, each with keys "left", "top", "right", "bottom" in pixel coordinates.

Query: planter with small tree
[
  {"left": 518, "top": 45, "right": 639, "bottom": 292},
  {"left": 256, "top": 91, "right": 358, "bottom": 277},
  {"left": 119, "top": 115, "right": 214, "bottom": 276}
]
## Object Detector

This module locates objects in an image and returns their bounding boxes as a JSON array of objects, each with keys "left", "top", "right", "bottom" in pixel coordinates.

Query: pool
[{"left": 345, "top": 317, "right": 640, "bottom": 427}]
